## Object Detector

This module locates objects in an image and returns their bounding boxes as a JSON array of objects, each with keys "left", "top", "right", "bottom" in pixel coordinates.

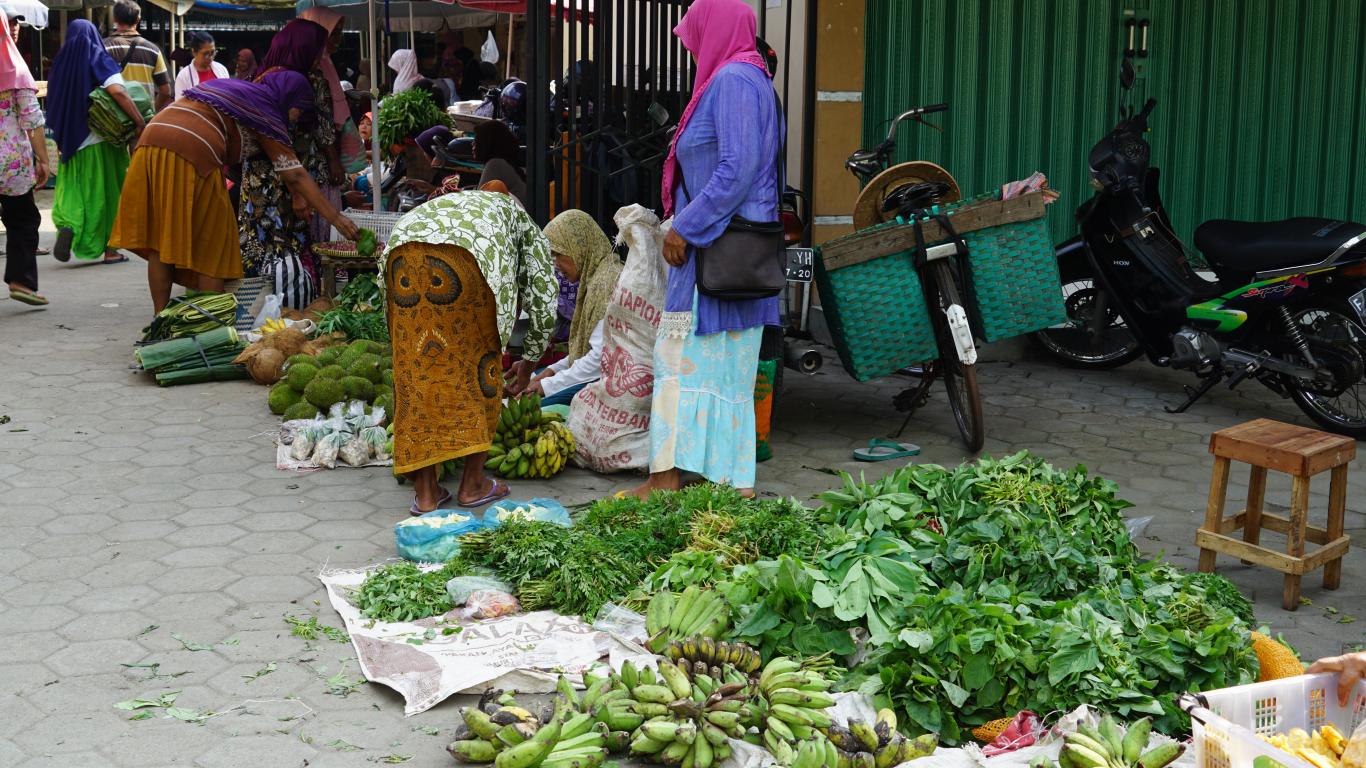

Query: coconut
[
  {"left": 263, "top": 327, "right": 308, "bottom": 357},
  {"left": 233, "top": 341, "right": 266, "bottom": 366},
  {"left": 247, "top": 348, "right": 286, "bottom": 384}
]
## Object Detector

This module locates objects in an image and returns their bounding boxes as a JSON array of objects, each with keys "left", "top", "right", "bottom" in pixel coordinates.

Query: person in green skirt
[{"left": 45, "top": 19, "right": 145, "bottom": 264}]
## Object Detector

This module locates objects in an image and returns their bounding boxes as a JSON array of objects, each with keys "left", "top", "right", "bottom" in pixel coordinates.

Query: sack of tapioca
[{"left": 568, "top": 205, "right": 667, "bottom": 473}]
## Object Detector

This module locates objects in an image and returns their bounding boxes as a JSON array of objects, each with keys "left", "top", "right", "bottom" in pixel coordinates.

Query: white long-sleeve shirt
[
  {"left": 540, "top": 321, "right": 604, "bottom": 397},
  {"left": 173, "top": 61, "right": 231, "bottom": 99}
]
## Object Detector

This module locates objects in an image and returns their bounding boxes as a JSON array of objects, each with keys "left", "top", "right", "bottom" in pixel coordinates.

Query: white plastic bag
[
  {"left": 253, "top": 293, "right": 282, "bottom": 329},
  {"left": 567, "top": 205, "right": 667, "bottom": 473},
  {"left": 481, "top": 30, "right": 500, "bottom": 65}
]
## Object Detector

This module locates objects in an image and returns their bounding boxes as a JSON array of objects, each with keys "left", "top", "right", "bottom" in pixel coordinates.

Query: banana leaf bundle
[
  {"left": 141, "top": 291, "right": 238, "bottom": 342},
  {"left": 135, "top": 327, "right": 249, "bottom": 386},
  {"left": 88, "top": 84, "right": 155, "bottom": 145}
]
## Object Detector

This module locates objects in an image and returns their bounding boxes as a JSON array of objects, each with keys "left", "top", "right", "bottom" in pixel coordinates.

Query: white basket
[
  {"left": 1186, "top": 673, "right": 1366, "bottom": 768},
  {"left": 330, "top": 209, "right": 404, "bottom": 243}
]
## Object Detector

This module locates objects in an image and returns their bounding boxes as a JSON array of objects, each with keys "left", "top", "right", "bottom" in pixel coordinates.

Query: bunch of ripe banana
[
  {"left": 1059, "top": 715, "right": 1183, "bottom": 768},
  {"left": 624, "top": 657, "right": 752, "bottom": 768},
  {"left": 258, "top": 317, "right": 289, "bottom": 335},
  {"left": 486, "top": 393, "right": 575, "bottom": 479},
  {"left": 645, "top": 586, "right": 730, "bottom": 654},
  {"left": 449, "top": 693, "right": 610, "bottom": 768},
  {"left": 661, "top": 636, "right": 763, "bottom": 679},
  {"left": 825, "top": 709, "right": 938, "bottom": 768}
]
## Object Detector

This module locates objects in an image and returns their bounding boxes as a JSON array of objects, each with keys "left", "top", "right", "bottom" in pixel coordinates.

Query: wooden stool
[{"left": 1196, "top": 418, "right": 1354, "bottom": 611}]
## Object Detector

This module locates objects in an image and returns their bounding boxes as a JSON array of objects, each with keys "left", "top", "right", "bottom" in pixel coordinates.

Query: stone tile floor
[{"left": 0, "top": 237, "right": 1362, "bottom": 767}]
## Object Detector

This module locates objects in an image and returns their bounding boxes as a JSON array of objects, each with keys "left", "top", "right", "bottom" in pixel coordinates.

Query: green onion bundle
[
  {"left": 141, "top": 291, "right": 238, "bottom": 342},
  {"left": 135, "top": 327, "right": 249, "bottom": 386}
]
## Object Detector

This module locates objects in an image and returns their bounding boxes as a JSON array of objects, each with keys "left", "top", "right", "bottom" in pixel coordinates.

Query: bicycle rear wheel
[{"left": 926, "top": 259, "right": 985, "bottom": 452}]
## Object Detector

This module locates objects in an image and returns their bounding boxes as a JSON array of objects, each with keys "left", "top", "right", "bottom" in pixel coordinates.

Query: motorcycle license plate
[{"left": 786, "top": 248, "right": 815, "bottom": 283}]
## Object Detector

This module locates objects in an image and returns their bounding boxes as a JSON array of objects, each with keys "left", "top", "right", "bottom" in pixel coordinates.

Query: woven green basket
[
  {"left": 934, "top": 194, "right": 1064, "bottom": 342},
  {"left": 815, "top": 226, "right": 938, "bottom": 382}
]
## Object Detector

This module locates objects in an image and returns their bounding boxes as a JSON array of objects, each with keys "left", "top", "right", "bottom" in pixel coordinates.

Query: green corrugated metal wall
[{"left": 862, "top": 0, "right": 1366, "bottom": 245}]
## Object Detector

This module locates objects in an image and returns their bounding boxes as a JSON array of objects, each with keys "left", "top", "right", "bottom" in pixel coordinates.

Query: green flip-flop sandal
[{"left": 852, "top": 438, "right": 921, "bottom": 462}]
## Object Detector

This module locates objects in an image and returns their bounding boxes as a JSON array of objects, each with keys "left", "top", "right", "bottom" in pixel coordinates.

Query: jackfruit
[
  {"left": 341, "top": 375, "right": 375, "bottom": 401},
  {"left": 317, "top": 364, "right": 347, "bottom": 380},
  {"left": 268, "top": 383, "right": 303, "bottom": 415},
  {"left": 282, "top": 401, "right": 321, "bottom": 421},
  {"left": 285, "top": 362, "right": 319, "bottom": 391},
  {"left": 303, "top": 377, "right": 345, "bottom": 409},
  {"left": 348, "top": 353, "right": 383, "bottom": 383}
]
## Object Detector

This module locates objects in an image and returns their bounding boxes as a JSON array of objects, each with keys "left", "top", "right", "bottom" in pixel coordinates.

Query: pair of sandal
[{"left": 408, "top": 479, "right": 511, "bottom": 517}]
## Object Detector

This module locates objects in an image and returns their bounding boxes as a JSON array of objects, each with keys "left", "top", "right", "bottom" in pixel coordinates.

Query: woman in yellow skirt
[{"left": 110, "top": 70, "right": 359, "bottom": 313}]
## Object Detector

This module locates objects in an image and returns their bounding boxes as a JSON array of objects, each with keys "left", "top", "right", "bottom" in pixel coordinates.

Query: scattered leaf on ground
[
  {"left": 1301, "top": 597, "right": 1314, "bottom": 606},
  {"left": 411, "top": 725, "right": 439, "bottom": 736},
  {"left": 242, "top": 662, "right": 277, "bottom": 682},
  {"left": 166, "top": 706, "right": 213, "bottom": 724},
  {"left": 1338, "top": 615, "right": 1356, "bottom": 624},
  {"left": 127, "top": 711, "right": 154, "bottom": 721},
  {"left": 328, "top": 739, "right": 363, "bottom": 752},
  {"left": 170, "top": 633, "right": 213, "bottom": 652},
  {"left": 441, "top": 627, "right": 461, "bottom": 636},
  {"left": 320, "top": 665, "right": 364, "bottom": 697},
  {"left": 1326, "top": 606, "right": 1339, "bottom": 615},
  {"left": 373, "top": 755, "right": 412, "bottom": 764},
  {"left": 138, "top": 625, "right": 159, "bottom": 636},
  {"left": 114, "top": 691, "right": 179, "bottom": 710},
  {"left": 223, "top": 638, "right": 240, "bottom": 646},
  {"left": 285, "top": 614, "right": 349, "bottom": 643}
]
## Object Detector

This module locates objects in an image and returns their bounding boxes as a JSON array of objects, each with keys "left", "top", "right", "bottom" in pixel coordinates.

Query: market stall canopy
[
  {"left": 456, "top": 0, "right": 594, "bottom": 13},
  {"left": 294, "top": 0, "right": 497, "bottom": 31},
  {"left": 37, "top": 0, "right": 114, "bottom": 12},
  {"left": 1, "top": 0, "right": 48, "bottom": 27}
]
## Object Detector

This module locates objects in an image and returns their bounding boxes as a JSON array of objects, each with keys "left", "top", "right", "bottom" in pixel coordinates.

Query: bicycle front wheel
[{"left": 926, "top": 259, "right": 985, "bottom": 452}]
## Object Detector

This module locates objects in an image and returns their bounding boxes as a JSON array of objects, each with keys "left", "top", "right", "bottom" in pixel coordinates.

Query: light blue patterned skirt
[{"left": 648, "top": 308, "right": 761, "bottom": 488}]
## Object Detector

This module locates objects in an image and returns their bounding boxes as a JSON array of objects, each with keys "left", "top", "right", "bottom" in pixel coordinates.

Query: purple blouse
[{"left": 667, "top": 63, "right": 783, "bottom": 334}]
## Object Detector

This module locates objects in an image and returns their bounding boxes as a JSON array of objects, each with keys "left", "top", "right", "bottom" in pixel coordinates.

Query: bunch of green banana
[
  {"left": 626, "top": 660, "right": 751, "bottom": 768},
  {"left": 645, "top": 586, "right": 730, "bottom": 654},
  {"left": 485, "top": 393, "right": 574, "bottom": 479},
  {"left": 752, "top": 656, "right": 836, "bottom": 746},
  {"left": 1058, "top": 716, "right": 1184, "bottom": 768},
  {"left": 825, "top": 709, "right": 937, "bottom": 768},
  {"left": 451, "top": 699, "right": 610, "bottom": 768},
  {"left": 662, "top": 636, "right": 762, "bottom": 676}
]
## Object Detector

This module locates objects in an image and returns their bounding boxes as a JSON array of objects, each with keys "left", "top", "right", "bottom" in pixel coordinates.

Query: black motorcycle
[{"left": 1032, "top": 61, "right": 1366, "bottom": 437}]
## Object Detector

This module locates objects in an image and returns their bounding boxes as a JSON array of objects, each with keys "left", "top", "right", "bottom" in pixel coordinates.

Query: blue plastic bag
[
  {"left": 484, "top": 498, "right": 573, "bottom": 528},
  {"left": 394, "top": 509, "right": 491, "bottom": 563}
]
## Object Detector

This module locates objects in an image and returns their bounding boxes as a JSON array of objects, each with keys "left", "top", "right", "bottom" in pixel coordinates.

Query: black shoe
[{"left": 53, "top": 228, "right": 73, "bottom": 262}]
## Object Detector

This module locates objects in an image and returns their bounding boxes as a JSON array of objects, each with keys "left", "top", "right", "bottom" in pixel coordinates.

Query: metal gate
[{"left": 523, "top": 0, "right": 695, "bottom": 226}]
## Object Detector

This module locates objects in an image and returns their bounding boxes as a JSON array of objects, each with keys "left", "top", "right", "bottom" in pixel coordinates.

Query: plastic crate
[
  {"left": 1185, "top": 673, "right": 1366, "bottom": 768},
  {"left": 331, "top": 209, "right": 404, "bottom": 243}
]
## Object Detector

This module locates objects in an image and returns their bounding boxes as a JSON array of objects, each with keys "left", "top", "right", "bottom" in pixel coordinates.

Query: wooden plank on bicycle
[{"left": 819, "top": 192, "right": 1046, "bottom": 272}]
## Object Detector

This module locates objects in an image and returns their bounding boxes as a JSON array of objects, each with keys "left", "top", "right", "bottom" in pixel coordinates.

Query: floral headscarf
[{"left": 543, "top": 210, "right": 621, "bottom": 361}]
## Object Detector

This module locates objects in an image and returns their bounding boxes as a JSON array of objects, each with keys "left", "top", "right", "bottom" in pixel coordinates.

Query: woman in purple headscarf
[
  {"left": 110, "top": 70, "right": 359, "bottom": 314},
  {"left": 46, "top": 19, "right": 146, "bottom": 264},
  {"left": 237, "top": 18, "right": 338, "bottom": 308}
]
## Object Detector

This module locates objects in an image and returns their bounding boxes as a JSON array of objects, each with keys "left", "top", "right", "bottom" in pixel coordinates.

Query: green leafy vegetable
[
  {"left": 378, "top": 88, "right": 451, "bottom": 153},
  {"left": 352, "top": 560, "right": 468, "bottom": 623}
]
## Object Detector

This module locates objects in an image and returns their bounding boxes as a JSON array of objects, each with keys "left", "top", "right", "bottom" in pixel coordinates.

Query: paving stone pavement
[{"left": 1, "top": 232, "right": 1363, "bottom": 768}]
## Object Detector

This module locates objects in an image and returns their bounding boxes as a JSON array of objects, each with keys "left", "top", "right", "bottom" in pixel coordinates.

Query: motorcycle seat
[{"left": 1194, "top": 217, "right": 1366, "bottom": 280}]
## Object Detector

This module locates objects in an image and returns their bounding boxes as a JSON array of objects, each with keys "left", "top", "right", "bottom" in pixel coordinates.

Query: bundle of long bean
[
  {"left": 135, "top": 327, "right": 249, "bottom": 386},
  {"left": 141, "top": 292, "right": 238, "bottom": 342}
]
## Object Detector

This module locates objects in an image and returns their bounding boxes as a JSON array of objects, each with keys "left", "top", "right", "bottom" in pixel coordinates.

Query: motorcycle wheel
[
  {"left": 1285, "top": 299, "right": 1366, "bottom": 439},
  {"left": 1029, "top": 261, "right": 1143, "bottom": 369},
  {"left": 927, "top": 259, "right": 985, "bottom": 453}
]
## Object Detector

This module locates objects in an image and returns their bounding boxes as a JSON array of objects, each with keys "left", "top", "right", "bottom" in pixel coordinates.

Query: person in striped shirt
[{"left": 102, "top": 0, "right": 171, "bottom": 112}]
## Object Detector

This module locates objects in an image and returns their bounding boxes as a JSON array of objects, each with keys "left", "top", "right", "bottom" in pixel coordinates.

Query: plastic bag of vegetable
[
  {"left": 290, "top": 422, "right": 326, "bottom": 462},
  {"left": 483, "top": 498, "right": 573, "bottom": 528},
  {"left": 394, "top": 509, "right": 491, "bottom": 563},
  {"left": 312, "top": 431, "right": 345, "bottom": 469},
  {"left": 360, "top": 425, "right": 388, "bottom": 460},
  {"left": 445, "top": 575, "right": 514, "bottom": 605},
  {"left": 338, "top": 434, "right": 372, "bottom": 467},
  {"left": 463, "top": 589, "right": 519, "bottom": 620}
]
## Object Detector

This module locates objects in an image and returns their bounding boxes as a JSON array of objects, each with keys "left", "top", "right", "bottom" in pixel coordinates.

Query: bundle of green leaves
[{"left": 718, "top": 453, "right": 1259, "bottom": 743}]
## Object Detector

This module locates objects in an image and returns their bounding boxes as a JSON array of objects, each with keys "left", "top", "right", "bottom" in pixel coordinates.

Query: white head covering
[{"left": 387, "top": 49, "right": 421, "bottom": 94}]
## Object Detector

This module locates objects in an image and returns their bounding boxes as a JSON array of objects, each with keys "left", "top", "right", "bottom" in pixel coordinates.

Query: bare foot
[
  {"left": 457, "top": 475, "right": 499, "bottom": 506},
  {"left": 737, "top": 488, "right": 756, "bottom": 499},
  {"left": 623, "top": 482, "right": 653, "bottom": 501}
]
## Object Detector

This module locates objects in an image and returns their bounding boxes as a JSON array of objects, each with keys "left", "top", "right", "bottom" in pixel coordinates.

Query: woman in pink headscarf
[
  {"left": 0, "top": 8, "right": 50, "bottom": 305},
  {"left": 626, "top": 0, "right": 783, "bottom": 499}
]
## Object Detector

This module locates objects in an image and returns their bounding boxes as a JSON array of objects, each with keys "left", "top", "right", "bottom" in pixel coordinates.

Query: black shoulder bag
[{"left": 682, "top": 90, "right": 786, "bottom": 300}]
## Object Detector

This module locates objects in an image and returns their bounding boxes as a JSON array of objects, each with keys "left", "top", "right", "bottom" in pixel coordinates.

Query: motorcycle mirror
[{"left": 1120, "top": 57, "right": 1136, "bottom": 90}]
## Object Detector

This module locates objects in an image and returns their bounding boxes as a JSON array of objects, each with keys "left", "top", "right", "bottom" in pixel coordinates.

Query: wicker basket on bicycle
[{"left": 814, "top": 191, "right": 1063, "bottom": 382}]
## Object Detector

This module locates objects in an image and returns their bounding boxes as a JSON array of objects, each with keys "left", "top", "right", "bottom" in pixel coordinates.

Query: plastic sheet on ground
[{"left": 320, "top": 564, "right": 649, "bottom": 715}]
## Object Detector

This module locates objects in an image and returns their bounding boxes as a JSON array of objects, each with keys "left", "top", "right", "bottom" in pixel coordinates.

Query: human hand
[
  {"left": 32, "top": 160, "right": 49, "bottom": 189},
  {"left": 513, "top": 361, "right": 533, "bottom": 397},
  {"left": 663, "top": 228, "right": 688, "bottom": 267},
  {"left": 503, "top": 360, "right": 530, "bottom": 394},
  {"left": 1307, "top": 652, "right": 1366, "bottom": 706},
  {"left": 333, "top": 214, "right": 361, "bottom": 241},
  {"left": 329, "top": 168, "right": 346, "bottom": 187}
]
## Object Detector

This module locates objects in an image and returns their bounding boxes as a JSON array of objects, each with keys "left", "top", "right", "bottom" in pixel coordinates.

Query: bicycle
[{"left": 845, "top": 103, "right": 985, "bottom": 452}]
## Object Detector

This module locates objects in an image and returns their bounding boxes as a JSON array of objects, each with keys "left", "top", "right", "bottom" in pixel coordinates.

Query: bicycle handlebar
[{"left": 882, "top": 103, "right": 949, "bottom": 144}]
